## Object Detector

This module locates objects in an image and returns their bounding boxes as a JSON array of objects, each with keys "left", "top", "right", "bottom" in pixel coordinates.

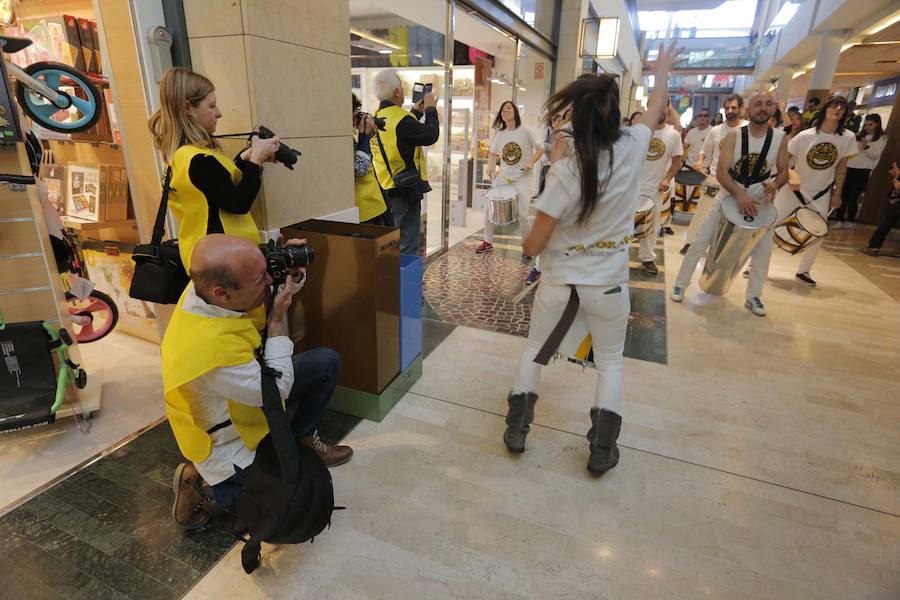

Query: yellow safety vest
[
  {"left": 169, "top": 145, "right": 261, "bottom": 269},
  {"left": 161, "top": 286, "right": 271, "bottom": 463},
  {"left": 354, "top": 139, "right": 387, "bottom": 222},
  {"left": 371, "top": 105, "right": 428, "bottom": 191},
  {"left": 169, "top": 144, "right": 265, "bottom": 330}
]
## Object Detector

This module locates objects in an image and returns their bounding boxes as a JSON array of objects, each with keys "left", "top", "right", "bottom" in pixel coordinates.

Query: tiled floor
[
  {"left": 820, "top": 221, "right": 900, "bottom": 300},
  {"left": 424, "top": 228, "right": 668, "bottom": 364},
  {"left": 184, "top": 220, "right": 900, "bottom": 600}
]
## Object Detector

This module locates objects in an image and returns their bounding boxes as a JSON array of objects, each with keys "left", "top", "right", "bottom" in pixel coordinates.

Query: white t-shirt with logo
[
  {"left": 637, "top": 125, "right": 683, "bottom": 197},
  {"left": 703, "top": 120, "right": 747, "bottom": 176},
  {"left": 684, "top": 126, "right": 711, "bottom": 165},
  {"left": 535, "top": 123, "right": 653, "bottom": 286},
  {"left": 490, "top": 126, "right": 541, "bottom": 182},
  {"left": 720, "top": 125, "right": 786, "bottom": 199},
  {"left": 788, "top": 128, "right": 857, "bottom": 196}
]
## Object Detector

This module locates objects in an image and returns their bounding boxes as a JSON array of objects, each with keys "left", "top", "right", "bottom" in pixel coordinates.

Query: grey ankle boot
[
  {"left": 503, "top": 391, "right": 539, "bottom": 453},
  {"left": 586, "top": 407, "right": 622, "bottom": 475}
]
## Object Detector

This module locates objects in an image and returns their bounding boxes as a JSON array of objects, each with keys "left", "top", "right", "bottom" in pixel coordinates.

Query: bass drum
[
  {"left": 633, "top": 196, "right": 655, "bottom": 239},
  {"left": 674, "top": 168, "right": 705, "bottom": 213},
  {"left": 774, "top": 206, "right": 829, "bottom": 255}
]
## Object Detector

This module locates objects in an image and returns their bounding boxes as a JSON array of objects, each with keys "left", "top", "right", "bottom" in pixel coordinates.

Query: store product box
[
  {"left": 281, "top": 219, "right": 401, "bottom": 394},
  {"left": 39, "top": 163, "right": 67, "bottom": 215},
  {"left": 77, "top": 18, "right": 97, "bottom": 74},
  {"left": 89, "top": 20, "right": 102, "bottom": 76},
  {"left": 66, "top": 163, "right": 101, "bottom": 221}
]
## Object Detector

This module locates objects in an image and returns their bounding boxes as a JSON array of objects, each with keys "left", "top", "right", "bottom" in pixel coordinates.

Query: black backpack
[{"left": 233, "top": 354, "right": 342, "bottom": 574}]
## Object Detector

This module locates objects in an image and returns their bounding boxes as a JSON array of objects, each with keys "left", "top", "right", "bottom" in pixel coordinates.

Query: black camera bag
[
  {"left": 233, "top": 348, "right": 340, "bottom": 574},
  {"left": 374, "top": 128, "right": 421, "bottom": 188},
  {"left": 129, "top": 168, "right": 190, "bottom": 304}
]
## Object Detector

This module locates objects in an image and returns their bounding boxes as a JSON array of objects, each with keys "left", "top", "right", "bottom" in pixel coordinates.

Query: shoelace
[{"left": 308, "top": 431, "right": 328, "bottom": 454}]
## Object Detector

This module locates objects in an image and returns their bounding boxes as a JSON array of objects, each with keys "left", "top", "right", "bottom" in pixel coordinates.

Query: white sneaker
[
  {"left": 844, "top": 221, "right": 854, "bottom": 230},
  {"left": 670, "top": 286, "right": 684, "bottom": 302},
  {"left": 745, "top": 296, "right": 767, "bottom": 316},
  {"left": 831, "top": 221, "right": 843, "bottom": 230}
]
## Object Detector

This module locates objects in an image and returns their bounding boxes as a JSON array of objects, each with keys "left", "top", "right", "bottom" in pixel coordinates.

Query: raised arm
[{"left": 645, "top": 41, "right": 684, "bottom": 129}]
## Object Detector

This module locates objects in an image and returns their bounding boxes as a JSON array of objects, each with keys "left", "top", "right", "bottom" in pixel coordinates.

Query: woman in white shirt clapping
[{"left": 501, "top": 41, "right": 684, "bottom": 476}]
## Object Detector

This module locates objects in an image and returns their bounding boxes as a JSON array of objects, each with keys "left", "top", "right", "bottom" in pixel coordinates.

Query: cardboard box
[
  {"left": 77, "top": 18, "right": 96, "bottom": 74},
  {"left": 282, "top": 220, "right": 401, "bottom": 394},
  {"left": 39, "top": 163, "right": 67, "bottom": 215},
  {"left": 66, "top": 163, "right": 101, "bottom": 221},
  {"left": 62, "top": 15, "right": 85, "bottom": 71},
  {"left": 89, "top": 20, "right": 102, "bottom": 76}
]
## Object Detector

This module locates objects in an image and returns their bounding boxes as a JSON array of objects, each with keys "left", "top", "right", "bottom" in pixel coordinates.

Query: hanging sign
[{"left": 534, "top": 62, "right": 544, "bottom": 80}]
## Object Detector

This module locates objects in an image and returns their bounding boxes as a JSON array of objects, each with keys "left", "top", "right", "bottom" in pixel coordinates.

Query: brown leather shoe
[
  {"left": 301, "top": 431, "right": 353, "bottom": 467},
  {"left": 172, "top": 463, "right": 211, "bottom": 530}
]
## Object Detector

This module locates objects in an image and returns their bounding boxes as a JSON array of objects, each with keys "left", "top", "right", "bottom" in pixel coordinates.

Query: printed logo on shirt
[
  {"left": 806, "top": 142, "right": 838, "bottom": 170},
  {"left": 565, "top": 236, "right": 633, "bottom": 256},
  {"left": 646, "top": 137, "right": 666, "bottom": 161},
  {"left": 502, "top": 142, "right": 523, "bottom": 166},
  {"left": 732, "top": 153, "right": 765, "bottom": 177}
]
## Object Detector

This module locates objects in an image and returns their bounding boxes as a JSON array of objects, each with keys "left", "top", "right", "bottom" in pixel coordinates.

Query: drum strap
[
  {"left": 731, "top": 126, "right": 773, "bottom": 187},
  {"left": 534, "top": 286, "right": 580, "bottom": 366},
  {"left": 792, "top": 184, "right": 831, "bottom": 206}
]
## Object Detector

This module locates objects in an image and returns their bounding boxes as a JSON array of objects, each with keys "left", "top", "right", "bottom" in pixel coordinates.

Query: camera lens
[{"left": 285, "top": 244, "right": 315, "bottom": 268}]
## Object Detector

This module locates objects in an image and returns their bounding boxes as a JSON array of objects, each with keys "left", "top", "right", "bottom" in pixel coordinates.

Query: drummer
[
  {"left": 671, "top": 91, "right": 789, "bottom": 316},
  {"left": 475, "top": 101, "right": 544, "bottom": 285},
  {"left": 768, "top": 96, "right": 857, "bottom": 288},
  {"left": 682, "top": 95, "right": 748, "bottom": 255},
  {"left": 683, "top": 108, "right": 711, "bottom": 169},
  {"left": 637, "top": 99, "right": 683, "bottom": 274}
]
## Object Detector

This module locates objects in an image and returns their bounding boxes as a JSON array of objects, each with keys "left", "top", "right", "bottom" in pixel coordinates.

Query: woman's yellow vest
[
  {"left": 354, "top": 139, "right": 387, "bottom": 222},
  {"left": 161, "top": 287, "right": 270, "bottom": 462},
  {"left": 371, "top": 105, "right": 428, "bottom": 190},
  {"left": 169, "top": 145, "right": 261, "bottom": 268},
  {"left": 169, "top": 144, "right": 265, "bottom": 330}
]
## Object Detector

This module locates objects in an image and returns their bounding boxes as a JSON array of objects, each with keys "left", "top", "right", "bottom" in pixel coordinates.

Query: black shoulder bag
[{"left": 129, "top": 167, "right": 190, "bottom": 304}]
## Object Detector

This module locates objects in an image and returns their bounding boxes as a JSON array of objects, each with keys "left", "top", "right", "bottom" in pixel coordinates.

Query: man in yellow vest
[
  {"left": 370, "top": 68, "right": 440, "bottom": 254},
  {"left": 163, "top": 234, "right": 353, "bottom": 530}
]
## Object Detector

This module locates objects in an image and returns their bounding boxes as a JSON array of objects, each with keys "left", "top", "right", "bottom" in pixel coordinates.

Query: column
[
  {"left": 806, "top": 30, "right": 844, "bottom": 102},
  {"left": 183, "top": 0, "right": 354, "bottom": 231},
  {"left": 554, "top": 0, "right": 591, "bottom": 90},
  {"left": 775, "top": 66, "right": 794, "bottom": 104},
  {"left": 858, "top": 90, "right": 900, "bottom": 225}
]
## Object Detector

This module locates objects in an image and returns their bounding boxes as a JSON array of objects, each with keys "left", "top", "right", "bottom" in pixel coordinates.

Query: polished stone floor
[{"left": 185, "top": 222, "right": 900, "bottom": 599}]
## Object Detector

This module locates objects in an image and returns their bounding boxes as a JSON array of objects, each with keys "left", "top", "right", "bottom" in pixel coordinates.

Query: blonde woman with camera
[{"left": 149, "top": 67, "right": 280, "bottom": 276}]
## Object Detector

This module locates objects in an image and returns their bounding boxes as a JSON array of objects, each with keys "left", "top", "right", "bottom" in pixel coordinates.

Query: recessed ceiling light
[{"left": 378, "top": 49, "right": 392, "bottom": 54}]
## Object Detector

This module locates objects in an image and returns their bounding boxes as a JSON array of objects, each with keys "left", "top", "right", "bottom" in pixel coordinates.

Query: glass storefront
[{"left": 350, "top": 0, "right": 557, "bottom": 258}]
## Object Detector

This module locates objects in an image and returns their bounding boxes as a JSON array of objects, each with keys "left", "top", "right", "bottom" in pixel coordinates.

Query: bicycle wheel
[
  {"left": 66, "top": 290, "right": 118, "bottom": 343},
  {"left": 15, "top": 61, "right": 102, "bottom": 133}
]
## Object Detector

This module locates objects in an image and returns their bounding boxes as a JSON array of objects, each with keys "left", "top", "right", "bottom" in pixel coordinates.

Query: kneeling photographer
[
  {"left": 162, "top": 234, "right": 353, "bottom": 530},
  {"left": 371, "top": 69, "right": 440, "bottom": 254}
]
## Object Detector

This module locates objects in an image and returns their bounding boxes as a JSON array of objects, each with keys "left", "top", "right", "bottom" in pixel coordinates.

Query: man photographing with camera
[
  {"left": 163, "top": 234, "right": 352, "bottom": 530},
  {"left": 371, "top": 69, "right": 440, "bottom": 254}
]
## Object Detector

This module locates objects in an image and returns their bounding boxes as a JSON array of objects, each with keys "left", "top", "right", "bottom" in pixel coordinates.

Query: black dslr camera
[
  {"left": 354, "top": 111, "right": 386, "bottom": 131},
  {"left": 252, "top": 126, "right": 302, "bottom": 170},
  {"left": 259, "top": 240, "right": 315, "bottom": 286}
]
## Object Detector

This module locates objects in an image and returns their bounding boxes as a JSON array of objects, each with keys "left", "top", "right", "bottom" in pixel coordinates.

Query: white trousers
[
  {"left": 484, "top": 178, "right": 534, "bottom": 245},
  {"left": 674, "top": 199, "right": 775, "bottom": 301},
  {"left": 515, "top": 281, "right": 630, "bottom": 414},
  {"left": 638, "top": 191, "right": 668, "bottom": 263},
  {"left": 774, "top": 188, "right": 829, "bottom": 275},
  {"left": 684, "top": 186, "right": 718, "bottom": 244}
]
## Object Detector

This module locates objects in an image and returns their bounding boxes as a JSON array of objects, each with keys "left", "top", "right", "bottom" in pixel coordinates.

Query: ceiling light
[
  {"left": 350, "top": 27, "right": 401, "bottom": 51},
  {"left": 862, "top": 10, "right": 900, "bottom": 36},
  {"left": 378, "top": 50, "right": 392, "bottom": 54}
]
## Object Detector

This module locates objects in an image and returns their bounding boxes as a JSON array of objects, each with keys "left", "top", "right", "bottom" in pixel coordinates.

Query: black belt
[
  {"left": 793, "top": 184, "right": 831, "bottom": 206},
  {"left": 207, "top": 419, "right": 232, "bottom": 435}
]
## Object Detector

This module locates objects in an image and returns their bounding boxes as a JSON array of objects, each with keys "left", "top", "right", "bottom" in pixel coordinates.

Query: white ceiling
[{"left": 636, "top": 0, "right": 727, "bottom": 10}]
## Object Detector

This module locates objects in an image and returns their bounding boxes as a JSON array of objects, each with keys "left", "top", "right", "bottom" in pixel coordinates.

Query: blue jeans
[
  {"left": 387, "top": 188, "right": 422, "bottom": 254},
  {"left": 210, "top": 347, "right": 341, "bottom": 513}
]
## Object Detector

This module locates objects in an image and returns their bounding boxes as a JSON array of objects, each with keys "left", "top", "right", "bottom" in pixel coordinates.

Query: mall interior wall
[{"left": 182, "top": 0, "right": 355, "bottom": 231}]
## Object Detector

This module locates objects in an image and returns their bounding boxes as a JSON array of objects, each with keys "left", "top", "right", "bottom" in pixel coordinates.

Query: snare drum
[
  {"left": 633, "top": 197, "right": 655, "bottom": 239},
  {"left": 774, "top": 207, "right": 829, "bottom": 255},
  {"left": 486, "top": 184, "right": 518, "bottom": 226}
]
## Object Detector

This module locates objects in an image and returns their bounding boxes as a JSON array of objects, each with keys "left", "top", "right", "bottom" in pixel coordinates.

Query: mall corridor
[{"left": 0, "top": 0, "right": 899, "bottom": 599}]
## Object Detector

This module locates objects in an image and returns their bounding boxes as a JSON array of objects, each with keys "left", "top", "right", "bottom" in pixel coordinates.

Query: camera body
[
  {"left": 254, "top": 126, "right": 302, "bottom": 170},
  {"left": 354, "top": 111, "right": 386, "bottom": 131},
  {"left": 259, "top": 240, "right": 315, "bottom": 286}
]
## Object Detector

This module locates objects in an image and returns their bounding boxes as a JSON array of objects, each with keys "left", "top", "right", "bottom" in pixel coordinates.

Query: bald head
[
  {"left": 747, "top": 91, "right": 778, "bottom": 125},
  {"left": 191, "top": 234, "right": 270, "bottom": 311}
]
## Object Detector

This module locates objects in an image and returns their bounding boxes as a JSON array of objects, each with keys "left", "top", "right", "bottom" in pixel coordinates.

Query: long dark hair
[
  {"left": 492, "top": 101, "right": 521, "bottom": 130},
  {"left": 812, "top": 96, "right": 848, "bottom": 135},
  {"left": 628, "top": 111, "right": 643, "bottom": 125},
  {"left": 543, "top": 74, "right": 621, "bottom": 225},
  {"left": 864, "top": 114, "right": 884, "bottom": 141}
]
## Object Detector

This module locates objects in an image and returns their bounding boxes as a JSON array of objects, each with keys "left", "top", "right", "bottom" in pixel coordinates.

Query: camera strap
[{"left": 150, "top": 167, "right": 173, "bottom": 247}]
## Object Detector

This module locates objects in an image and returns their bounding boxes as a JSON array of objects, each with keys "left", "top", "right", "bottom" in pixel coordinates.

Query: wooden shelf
[{"left": 62, "top": 216, "right": 135, "bottom": 231}]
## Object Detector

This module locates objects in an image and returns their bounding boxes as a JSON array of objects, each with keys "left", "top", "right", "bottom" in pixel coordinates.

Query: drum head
[
  {"left": 486, "top": 184, "right": 517, "bottom": 202},
  {"left": 675, "top": 168, "right": 705, "bottom": 186},
  {"left": 795, "top": 207, "right": 828, "bottom": 236},
  {"left": 636, "top": 196, "right": 654, "bottom": 213},
  {"left": 721, "top": 195, "right": 776, "bottom": 229}
]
